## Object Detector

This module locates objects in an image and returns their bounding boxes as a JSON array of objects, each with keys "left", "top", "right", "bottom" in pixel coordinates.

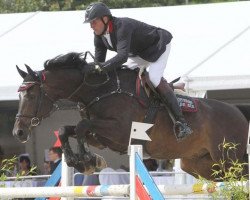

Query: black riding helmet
[{"left": 84, "top": 2, "right": 112, "bottom": 23}]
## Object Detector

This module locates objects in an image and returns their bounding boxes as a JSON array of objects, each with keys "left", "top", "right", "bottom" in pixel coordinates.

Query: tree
[{"left": 0, "top": 0, "right": 240, "bottom": 14}]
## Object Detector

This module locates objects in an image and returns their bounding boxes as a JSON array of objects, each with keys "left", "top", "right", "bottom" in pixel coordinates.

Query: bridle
[
  {"left": 15, "top": 77, "right": 88, "bottom": 129},
  {"left": 15, "top": 60, "right": 145, "bottom": 130},
  {"left": 16, "top": 65, "right": 109, "bottom": 130},
  {"left": 15, "top": 60, "right": 110, "bottom": 130},
  {"left": 15, "top": 81, "right": 56, "bottom": 129}
]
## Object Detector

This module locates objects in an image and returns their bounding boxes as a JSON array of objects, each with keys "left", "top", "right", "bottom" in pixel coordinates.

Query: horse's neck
[
  {"left": 45, "top": 69, "right": 84, "bottom": 101},
  {"left": 47, "top": 68, "right": 140, "bottom": 105}
]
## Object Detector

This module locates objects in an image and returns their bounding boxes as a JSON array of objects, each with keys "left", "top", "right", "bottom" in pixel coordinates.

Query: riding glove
[{"left": 86, "top": 62, "right": 105, "bottom": 73}]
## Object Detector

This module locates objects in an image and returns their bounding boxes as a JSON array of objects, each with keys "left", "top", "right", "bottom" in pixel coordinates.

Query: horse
[{"left": 13, "top": 52, "right": 249, "bottom": 181}]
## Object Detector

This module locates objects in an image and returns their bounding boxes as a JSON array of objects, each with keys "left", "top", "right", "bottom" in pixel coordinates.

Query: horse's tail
[{"left": 236, "top": 105, "right": 250, "bottom": 121}]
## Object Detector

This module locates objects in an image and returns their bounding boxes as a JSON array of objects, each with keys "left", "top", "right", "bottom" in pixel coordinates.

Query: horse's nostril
[
  {"left": 17, "top": 130, "right": 24, "bottom": 137},
  {"left": 14, "top": 129, "right": 30, "bottom": 143}
]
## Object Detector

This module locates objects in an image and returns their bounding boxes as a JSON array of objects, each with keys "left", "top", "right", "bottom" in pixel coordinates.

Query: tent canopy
[{"left": 1, "top": 1, "right": 250, "bottom": 100}]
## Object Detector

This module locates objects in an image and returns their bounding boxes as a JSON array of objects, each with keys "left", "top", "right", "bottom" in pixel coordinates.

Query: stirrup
[{"left": 173, "top": 121, "right": 193, "bottom": 141}]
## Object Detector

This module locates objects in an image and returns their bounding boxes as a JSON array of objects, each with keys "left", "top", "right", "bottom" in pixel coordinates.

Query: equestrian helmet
[{"left": 84, "top": 2, "right": 112, "bottom": 23}]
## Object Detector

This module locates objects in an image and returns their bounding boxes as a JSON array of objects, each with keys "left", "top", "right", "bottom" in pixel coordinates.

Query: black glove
[
  {"left": 83, "top": 62, "right": 97, "bottom": 73},
  {"left": 85, "top": 62, "right": 104, "bottom": 74}
]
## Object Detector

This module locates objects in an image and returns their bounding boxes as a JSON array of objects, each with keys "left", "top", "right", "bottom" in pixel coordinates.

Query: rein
[
  {"left": 68, "top": 72, "right": 110, "bottom": 99},
  {"left": 15, "top": 70, "right": 111, "bottom": 129},
  {"left": 16, "top": 69, "right": 145, "bottom": 128},
  {"left": 79, "top": 69, "right": 145, "bottom": 119}
]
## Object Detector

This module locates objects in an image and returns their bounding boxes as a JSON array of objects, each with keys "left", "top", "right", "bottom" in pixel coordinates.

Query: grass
[{"left": 198, "top": 139, "right": 249, "bottom": 200}]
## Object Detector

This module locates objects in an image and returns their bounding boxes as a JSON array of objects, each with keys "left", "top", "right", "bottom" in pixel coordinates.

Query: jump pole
[
  {"left": 128, "top": 144, "right": 143, "bottom": 200},
  {"left": 61, "top": 153, "right": 74, "bottom": 200},
  {"left": 0, "top": 185, "right": 130, "bottom": 198},
  {"left": 0, "top": 182, "right": 249, "bottom": 198}
]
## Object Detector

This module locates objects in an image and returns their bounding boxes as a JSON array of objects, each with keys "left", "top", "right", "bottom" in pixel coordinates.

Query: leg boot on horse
[{"left": 156, "top": 78, "right": 193, "bottom": 140}]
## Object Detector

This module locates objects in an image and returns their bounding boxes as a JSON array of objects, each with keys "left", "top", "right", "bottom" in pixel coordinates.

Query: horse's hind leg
[{"left": 181, "top": 154, "right": 215, "bottom": 180}]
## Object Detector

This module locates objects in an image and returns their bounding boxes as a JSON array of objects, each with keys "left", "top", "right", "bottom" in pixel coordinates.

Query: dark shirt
[
  {"left": 50, "top": 159, "right": 61, "bottom": 174},
  {"left": 94, "top": 17, "right": 173, "bottom": 71}
]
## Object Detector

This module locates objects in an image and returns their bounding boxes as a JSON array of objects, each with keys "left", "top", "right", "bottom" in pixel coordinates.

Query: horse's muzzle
[{"left": 13, "top": 128, "right": 31, "bottom": 143}]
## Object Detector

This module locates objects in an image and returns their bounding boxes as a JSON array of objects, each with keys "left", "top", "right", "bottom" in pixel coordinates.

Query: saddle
[{"left": 136, "top": 74, "right": 198, "bottom": 124}]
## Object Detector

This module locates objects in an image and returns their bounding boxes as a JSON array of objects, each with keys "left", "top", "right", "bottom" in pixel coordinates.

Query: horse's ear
[
  {"left": 25, "top": 64, "right": 39, "bottom": 81},
  {"left": 16, "top": 65, "right": 27, "bottom": 79}
]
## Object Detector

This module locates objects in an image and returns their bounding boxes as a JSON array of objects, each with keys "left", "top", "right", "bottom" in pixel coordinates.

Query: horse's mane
[{"left": 44, "top": 52, "right": 87, "bottom": 70}]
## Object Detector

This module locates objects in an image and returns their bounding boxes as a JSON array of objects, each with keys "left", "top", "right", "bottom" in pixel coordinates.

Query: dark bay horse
[{"left": 13, "top": 52, "right": 249, "bottom": 181}]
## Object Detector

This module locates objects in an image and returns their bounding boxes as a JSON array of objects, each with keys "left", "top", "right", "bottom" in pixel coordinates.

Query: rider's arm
[
  {"left": 101, "top": 21, "right": 132, "bottom": 72},
  {"left": 94, "top": 35, "right": 107, "bottom": 62}
]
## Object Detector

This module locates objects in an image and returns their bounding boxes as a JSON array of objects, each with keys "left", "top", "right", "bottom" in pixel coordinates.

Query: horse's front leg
[
  {"left": 74, "top": 119, "right": 107, "bottom": 174},
  {"left": 58, "top": 126, "right": 85, "bottom": 172}
]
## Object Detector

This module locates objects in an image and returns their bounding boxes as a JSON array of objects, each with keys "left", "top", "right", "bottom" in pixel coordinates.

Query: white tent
[{"left": 1, "top": 1, "right": 250, "bottom": 100}]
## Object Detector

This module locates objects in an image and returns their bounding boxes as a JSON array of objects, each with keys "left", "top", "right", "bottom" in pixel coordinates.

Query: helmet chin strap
[{"left": 100, "top": 17, "right": 109, "bottom": 35}]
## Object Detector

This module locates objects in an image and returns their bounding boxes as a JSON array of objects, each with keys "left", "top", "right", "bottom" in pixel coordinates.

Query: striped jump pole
[
  {"left": 0, "top": 185, "right": 130, "bottom": 198},
  {"left": 158, "top": 181, "right": 249, "bottom": 195},
  {"left": 129, "top": 145, "right": 249, "bottom": 198},
  {"left": 0, "top": 181, "right": 249, "bottom": 198},
  {"left": 129, "top": 144, "right": 165, "bottom": 199}
]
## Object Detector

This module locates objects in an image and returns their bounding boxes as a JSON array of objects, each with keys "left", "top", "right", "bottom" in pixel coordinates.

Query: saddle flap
[{"left": 176, "top": 94, "right": 198, "bottom": 112}]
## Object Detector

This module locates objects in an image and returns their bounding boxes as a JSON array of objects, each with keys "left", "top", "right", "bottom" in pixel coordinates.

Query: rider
[{"left": 84, "top": 2, "right": 192, "bottom": 140}]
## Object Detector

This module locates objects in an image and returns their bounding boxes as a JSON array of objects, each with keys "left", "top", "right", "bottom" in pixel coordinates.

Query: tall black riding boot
[{"left": 156, "top": 78, "right": 193, "bottom": 140}]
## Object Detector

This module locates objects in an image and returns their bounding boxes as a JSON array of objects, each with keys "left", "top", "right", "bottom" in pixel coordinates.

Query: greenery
[
  {"left": 1, "top": 156, "right": 37, "bottom": 187},
  {"left": 0, "top": 156, "right": 17, "bottom": 183},
  {"left": 198, "top": 139, "right": 249, "bottom": 200},
  {"left": 0, "top": 0, "right": 242, "bottom": 13}
]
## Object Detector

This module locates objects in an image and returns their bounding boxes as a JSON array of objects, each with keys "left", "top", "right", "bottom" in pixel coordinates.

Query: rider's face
[
  {"left": 90, "top": 17, "right": 108, "bottom": 35},
  {"left": 90, "top": 18, "right": 104, "bottom": 35}
]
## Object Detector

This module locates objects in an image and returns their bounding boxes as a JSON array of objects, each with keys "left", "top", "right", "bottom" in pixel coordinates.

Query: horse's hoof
[
  {"left": 83, "top": 165, "right": 96, "bottom": 175},
  {"left": 95, "top": 153, "right": 107, "bottom": 170},
  {"left": 83, "top": 155, "right": 107, "bottom": 175},
  {"left": 73, "top": 160, "right": 92, "bottom": 175}
]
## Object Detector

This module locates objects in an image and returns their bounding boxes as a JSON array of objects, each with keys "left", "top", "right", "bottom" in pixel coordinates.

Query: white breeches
[{"left": 125, "top": 43, "right": 171, "bottom": 87}]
